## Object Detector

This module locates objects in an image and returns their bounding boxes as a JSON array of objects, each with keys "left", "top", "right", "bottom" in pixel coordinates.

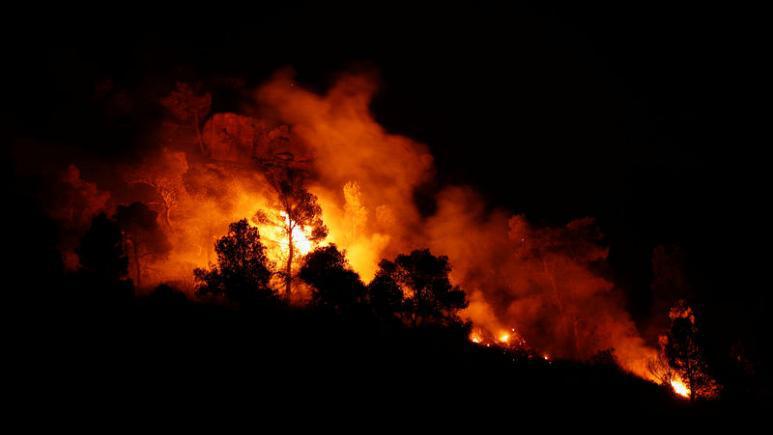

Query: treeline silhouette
[{"left": 5, "top": 194, "right": 745, "bottom": 415}]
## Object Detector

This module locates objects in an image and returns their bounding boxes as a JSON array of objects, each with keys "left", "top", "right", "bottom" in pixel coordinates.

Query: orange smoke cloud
[
  {"left": 256, "top": 70, "right": 434, "bottom": 280},
  {"left": 47, "top": 165, "right": 111, "bottom": 270},
  {"left": 45, "top": 69, "right": 658, "bottom": 379},
  {"left": 425, "top": 187, "right": 657, "bottom": 377}
]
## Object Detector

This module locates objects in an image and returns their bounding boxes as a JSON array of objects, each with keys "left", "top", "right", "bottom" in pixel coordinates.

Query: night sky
[{"left": 2, "top": 3, "right": 767, "bottom": 337}]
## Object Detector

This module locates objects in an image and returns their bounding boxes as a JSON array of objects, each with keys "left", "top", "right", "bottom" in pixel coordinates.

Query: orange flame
[
  {"left": 280, "top": 211, "right": 314, "bottom": 255},
  {"left": 670, "top": 379, "right": 690, "bottom": 398}
]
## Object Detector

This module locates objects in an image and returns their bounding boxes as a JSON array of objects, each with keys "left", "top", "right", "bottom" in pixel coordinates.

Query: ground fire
[
  {"left": 671, "top": 379, "right": 690, "bottom": 398},
  {"left": 34, "top": 70, "right": 717, "bottom": 401}
]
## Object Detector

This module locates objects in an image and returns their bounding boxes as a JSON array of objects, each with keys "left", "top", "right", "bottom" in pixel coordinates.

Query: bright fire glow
[
  {"left": 282, "top": 212, "right": 313, "bottom": 255},
  {"left": 469, "top": 327, "right": 530, "bottom": 350},
  {"left": 52, "top": 73, "right": 683, "bottom": 395},
  {"left": 257, "top": 210, "right": 315, "bottom": 258},
  {"left": 670, "top": 379, "right": 690, "bottom": 398}
]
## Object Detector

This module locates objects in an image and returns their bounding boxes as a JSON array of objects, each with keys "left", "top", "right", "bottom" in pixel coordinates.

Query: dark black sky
[{"left": 2, "top": 2, "right": 767, "bottom": 325}]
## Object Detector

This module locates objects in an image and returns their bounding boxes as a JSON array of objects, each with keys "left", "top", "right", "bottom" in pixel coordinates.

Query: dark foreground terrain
[
  {"left": 11, "top": 287, "right": 743, "bottom": 419},
  {"left": 4, "top": 183, "right": 769, "bottom": 421}
]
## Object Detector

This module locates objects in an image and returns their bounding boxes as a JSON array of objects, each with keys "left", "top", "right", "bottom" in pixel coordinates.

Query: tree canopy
[
  {"left": 115, "top": 202, "right": 171, "bottom": 288},
  {"left": 374, "top": 249, "right": 468, "bottom": 326},
  {"left": 665, "top": 301, "right": 719, "bottom": 400},
  {"left": 300, "top": 244, "right": 365, "bottom": 311},
  {"left": 194, "top": 219, "right": 274, "bottom": 305},
  {"left": 255, "top": 165, "right": 327, "bottom": 300}
]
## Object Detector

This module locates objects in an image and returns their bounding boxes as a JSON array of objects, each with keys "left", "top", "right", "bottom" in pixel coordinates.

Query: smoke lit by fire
[{"left": 29, "top": 69, "right": 686, "bottom": 393}]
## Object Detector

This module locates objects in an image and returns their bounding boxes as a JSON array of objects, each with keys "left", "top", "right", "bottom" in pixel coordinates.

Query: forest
[{"left": 3, "top": 2, "right": 769, "bottom": 418}]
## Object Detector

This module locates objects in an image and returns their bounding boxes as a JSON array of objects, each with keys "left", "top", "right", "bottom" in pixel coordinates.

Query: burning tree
[
  {"left": 342, "top": 181, "right": 367, "bottom": 245},
  {"left": 662, "top": 301, "right": 719, "bottom": 400},
  {"left": 125, "top": 149, "right": 188, "bottom": 228},
  {"left": 160, "top": 82, "right": 212, "bottom": 156},
  {"left": 374, "top": 249, "right": 468, "bottom": 326},
  {"left": 194, "top": 219, "right": 274, "bottom": 305},
  {"left": 254, "top": 154, "right": 327, "bottom": 300},
  {"left": 647, "top": 337, "right": 676, "bottom": 385},
  {"left": 507, "top": 215, "right": 609, "bottom": 359},
  {"left": 202, "top": 113, "right": 267, "bottom": 162},
  {"left": 115, "top": 202, "right": 171, "bottom": 289}
]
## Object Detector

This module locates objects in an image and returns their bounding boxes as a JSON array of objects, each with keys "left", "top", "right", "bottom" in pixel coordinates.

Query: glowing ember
[
  {"left": 469, "top": 327, "right": 528, "bottom": 348},
  {"left": 670, "top": 379, "right": 690, "bottom": 398}
]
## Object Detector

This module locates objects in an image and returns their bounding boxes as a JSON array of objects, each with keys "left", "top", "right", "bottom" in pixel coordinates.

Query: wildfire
[
  {"left": 256, "top": 210, "right": 315, "bottom": 258},
  {"left": 49, "top": 72, "right": 699, "bottom": 401},
  {"left": 281, "top": 211, "right": 313, "bottom": 255},
  {"left": 670, "top": 379, "right": 690, "bottom": 398},
  {"left": 470, "top": 327, "right": 529, "bottom": 350}
]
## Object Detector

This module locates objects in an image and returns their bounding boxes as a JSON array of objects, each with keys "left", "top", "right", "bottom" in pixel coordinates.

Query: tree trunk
[
  {"left": 133, "top": 241, "right": 142, "bottom": 289},
  {"left": 164, "top": 201, "right": 173, "bottom": 228},
  {"left": 686, "top": 358, "right": 696, "bottom": 401},
  {"left": 285, "top": 227, "right": 294, "bottom": 301},
  {"left": 206, "top": 228, "right": 212, "bottom": 265},
  {"left": 542, "top": 257, "right": 579, "bottom": 356},
  {"left": 193, "top": 111, "right": 207, "bottom": 156}
]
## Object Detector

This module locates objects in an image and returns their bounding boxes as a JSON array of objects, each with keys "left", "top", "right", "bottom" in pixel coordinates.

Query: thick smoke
[
  {"left": 256, "top": 70, "right": 434, "bottom": 280},
  {"left": 37, "top": 70, "right": 657, "bottom": 377},
  {"left": 45, "top": 165, "right": 112, "bottom": 270},
  {"left": 425, "top": 187, "right": 656, "bottom": 376}
]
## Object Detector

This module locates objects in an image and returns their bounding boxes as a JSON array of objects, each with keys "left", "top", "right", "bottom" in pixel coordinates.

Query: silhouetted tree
[
  {"left": 375, "top": 249, "right": 467, "bottom": 326},
  {"left": 589, "top": 348, "right": 618, "bottom": 367},
  {"left": 665, "top": 301, "right": 719, "bottom": 400},
  {"left": 299, "top": 245, "right": 365, "bottom": 311},
  {"left": 115, "top": 202, "right": 171, "bottom": 288},
  {"left": 649, "top": 244, "right": 692, "bottom": 343},
  {"left": 194, "top": 219, "right": 274, "bottom": 306},
  {"left": 76, "top": 213, "right": 133, "bottom": 303},
  {"left": 147, "top": 283, "right": 189, "bottom": 307},
  {"left": 202, "top": 113, "right": 264, "bottom": 162},
  {"left": 161, "top": 82, "right": 212, "bottom": 156},
  {"left": 11, "top": 195, "right": 65, "bottom": 308},
  {"left": 126, "top": 148, "right": 188, "bottom": 227},
  {"left": 182, "top": 164, "right": 231, "bottom": 264},
  {"left": 508, "top": 215, "right": 606, "bottom": 358},
  {"left": 647, "top": 340, "right": 677, "bottom": 387},
  {"left": 254, "top": 166, "right": 327, "bottom": 301},
  {"left": 367, "top": 272, "right": 405, "bottom": 320}
]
